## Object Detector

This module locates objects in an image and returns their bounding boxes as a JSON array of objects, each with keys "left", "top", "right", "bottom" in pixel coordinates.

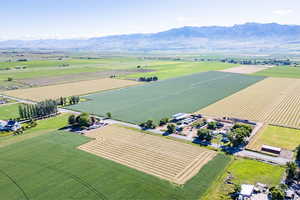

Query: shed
[
  {"left": 172, "top": 113, "right": 189, "bottom": 121},
  {"left": 261, "top": 145, "right": 281, "bottom": 154},
  {"left": 240, "top": 184, "right": 254, "bottom": 198}
]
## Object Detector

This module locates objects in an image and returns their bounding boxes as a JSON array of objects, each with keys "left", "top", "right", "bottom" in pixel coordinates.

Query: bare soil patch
[
  {"left": 17, "top": 69, "right": 153, "bottom": 87},
  {"left": 220, "top": 65, "right": 271, "bottom": 74},
  {"left": 2, "top": 78, "right": 141, "bottom": 101},
  {"left": 78, "top": 125, "right": 216, "bottom": 184}
]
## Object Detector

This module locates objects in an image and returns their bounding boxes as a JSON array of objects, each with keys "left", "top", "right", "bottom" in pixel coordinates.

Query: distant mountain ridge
[{"left": 1, "top": 23, "right": 300, "bottom": 53}]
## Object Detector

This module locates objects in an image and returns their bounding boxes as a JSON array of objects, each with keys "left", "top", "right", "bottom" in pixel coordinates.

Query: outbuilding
[
  {"left": 172, "top": 113, "right": 189, "bottom": 121},
  {"left": 239, "top": 184, "right": 254, "bottom": 199},
  {"left": 261, "top": 145, "right": 281, "bottom": 155}
]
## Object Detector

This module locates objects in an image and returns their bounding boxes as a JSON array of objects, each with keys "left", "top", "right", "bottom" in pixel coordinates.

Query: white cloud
[{"left": 272, "top": 9, "right": 293, "bottom": 16}]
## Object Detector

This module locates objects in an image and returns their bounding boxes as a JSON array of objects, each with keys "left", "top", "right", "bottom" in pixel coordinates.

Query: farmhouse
[
  {"left": 0, "top": 120, "right": 21, "bottom": 131},
  {"left": 261, "top": 145, "right": 281, "bottom": 155},
  {"left": 0, "top": 120, "right": 7, "bottom": 130}
]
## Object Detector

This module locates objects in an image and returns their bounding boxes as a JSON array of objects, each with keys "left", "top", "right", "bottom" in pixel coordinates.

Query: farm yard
[
  {"left": 247, "top": 125, "right": 300, "bottom": 152},
  {"left": 2, "top": 78, "right": 140, "bottom": 101},
  {"left": 79, "top": 125, "right": 217, "bottom": 184},
  {"left": 219, "top": 65, "right": 271, "bottom": 74},
  {"left": 199, "top": 77, "right": 300, "bottom": 129},
  {"left": 202, "top": 158, "right": 285, "bottom": 200},
  {"left": 0, "top": 129, "right": 231, "bottom": 200},
  {"left": 69, "top": 71, "right": 264, "bottom": 124}
]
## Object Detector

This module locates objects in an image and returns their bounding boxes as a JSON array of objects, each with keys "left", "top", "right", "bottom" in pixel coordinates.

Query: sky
[{"left": 0, "top": 0, "right": 299, "bottom": 40}]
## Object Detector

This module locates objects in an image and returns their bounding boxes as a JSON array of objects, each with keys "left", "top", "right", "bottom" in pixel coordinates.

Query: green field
[
  {"left": 0, "top": 130, "right": 231, "bottom": 200},
  {"left": 254, "top": 66, "right": 300, "bottom": 78},
  {"left": 0, "top": 103, "right": 20, "bottom": 120},
  {"left": 124, "top": 61, "right": 236, "bottom": 80},
  {"left": 0, "top": 58, "right": 179, "bottom": 89},
  {"left": 202, "top": 158, "right": 284, "bottom": 200},
  {"left": 69, "top": 71, "right": 265, "bottom": 124},
  {"left": 250, "top": 125, "right": 300, "bottom": 151}
]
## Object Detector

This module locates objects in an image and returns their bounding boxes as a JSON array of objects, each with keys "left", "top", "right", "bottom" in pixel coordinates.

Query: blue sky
[{"left": 1, "top": 0, "right": 299, "bottom": 40}]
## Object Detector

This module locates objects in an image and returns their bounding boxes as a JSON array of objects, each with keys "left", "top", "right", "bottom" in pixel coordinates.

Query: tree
[
  {"left": 140, "top": 120, "right": 156, "bottom": 129},
  {"left": 7, "top": 77, "right": 13, "bottom": 81},
  {"left": 233, "top": 184, "right": 241, "bottom": 194},
  {"left": 159, "top": 118, "right": 169, "bottom": 126},
  {"left": 106, "top": 112, "right": 112, "bottom": 118},
  {"left": 197, "top": 128, "right": 212, "bottom": 142},
  {"left": 68, "top": 114, "right": 76, "bottom": 125},
  {"left": 145, "top": 120, "right": 156, "bottom": 129},
  {"left": 76, "top": 113, "right": 91, "bottom": 128},
  {"left": 167, "top": 124, "right": 176, "bottom": 133},
  {"left": 286, "top": 162, "right": 297, "bottom": 181},
  {"left": 296, "top": 145, "right": 300, "bottom": 161},
  {"left": 269, "top": 186, "right": 285, "bottom": 200},
  {"left": 207, "top": 121, "right": 217, "bottom": 130}
]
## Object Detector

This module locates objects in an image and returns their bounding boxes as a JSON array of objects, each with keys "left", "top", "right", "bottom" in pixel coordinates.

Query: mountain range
[{"left": 1, "top": 23, "right": 300, "bottom": 53}]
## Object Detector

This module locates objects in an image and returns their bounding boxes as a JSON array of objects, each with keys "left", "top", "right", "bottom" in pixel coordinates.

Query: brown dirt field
[
  {"left": 17, "top": 69, "right": 153, "bottom": 87},
  {"left": 2, "top": 78, "right": 141, "bottom": 101},
  {"left": 219, "top": 65, "right": 271, "bottom": 74},
  {"left": 78, "top": 125, "right": 216, "bottom": 184},
  {"left": 198, "top": 77, "right": 300, "bottom": 129}
]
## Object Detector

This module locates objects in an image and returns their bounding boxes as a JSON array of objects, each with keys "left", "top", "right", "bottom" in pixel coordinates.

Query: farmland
[
  {"left": 202, "top": 158, "right": 285, "bottom": 200},
  {"left": 2, "top": 78, "right": 140, "bottom": 101},
  {"left": 0, "top": 57, "right": 179, "bottom": 90},
  {"left": 219, "top": 65, "right": 270, "bottom": 74},
  {"left": 124, "top": 61, "right": 236, "bottom": 80},
  {"left": 80, "top": 125, "right": 216, "bottom": 184},
  {"left": 0, "top": 103, "right": 20, "bottom": 120},
  {"left": 247, "top": 125, "right": 300, "bottom": 152},
  {"left": 254, "top": 66, "right": 300, "bottom": 78},
  {"left": 199, "top": 77, "right": 300, "bottom": 129},
  {"left": 69, "top": 71, "right": 264, "bottom": 124},
  {"left": 0, "top": 130, "right": 231, "bottom": 200}
]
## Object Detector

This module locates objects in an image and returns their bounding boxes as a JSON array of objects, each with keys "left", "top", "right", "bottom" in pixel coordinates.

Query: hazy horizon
[{"left": 1, "top": 0, "right": 300, "bottom": 40}]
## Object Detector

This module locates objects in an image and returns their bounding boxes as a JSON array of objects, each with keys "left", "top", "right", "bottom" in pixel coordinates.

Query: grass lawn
[
  {"left": 124, "top": 61, "right": 237, "bottom": 80},
  {"left": 69, "top": 71, "right": 264, "bottom": 124},
  {"left": 248, "top": 125, "right": 300, "bottom": 151},
  {"left": 254, "top": 66, "right": 300, "bottom": 79},
  {"left": 0, "top": 130, "right": 231, "bottom": 200},
  {"left": 0, "top": 103, "right": 20, "bottom": 120},
  {"left": 202, "top": 158, "right": 285, "bottom": 200},
  {"left": 0, "top": 113, "right": 70, "bottom": 147}
]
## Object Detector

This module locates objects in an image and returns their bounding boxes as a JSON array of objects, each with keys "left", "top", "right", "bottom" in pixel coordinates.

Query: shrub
[
  {"left": 207, "top": 121, "right": 217, "bottom": 130},
  {"left": 7, "top": 77, "right": 13, "bottom": 81},
  {"left": 167, "top": 124, "right": 176, "bottom": 133},
  {"left": 68, "top": 115, "right": 76, "bottom": 125},
  {"left": 159, "top": 118, "right": 169, "bottom": 126}
]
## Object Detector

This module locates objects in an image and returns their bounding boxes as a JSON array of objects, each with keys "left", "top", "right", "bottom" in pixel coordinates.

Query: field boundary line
[{"left": 0, "top": 168, "right": 30, "bottom": 200}]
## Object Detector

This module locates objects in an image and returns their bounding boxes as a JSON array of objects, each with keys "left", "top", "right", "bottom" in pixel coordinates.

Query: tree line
[
  {"left": 57, "top": 96, "right": 80, "bottom": 106},
  {"left": 18, "top": 99, "right": 58, "bottom": 120},
  {"left": 138, "top": 76, "right": 158, "bottom": 82}
]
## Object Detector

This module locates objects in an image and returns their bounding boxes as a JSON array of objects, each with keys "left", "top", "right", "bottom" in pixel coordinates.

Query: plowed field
[{"left": 79, "top": 125, "right": 217, "bottom": 184}]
